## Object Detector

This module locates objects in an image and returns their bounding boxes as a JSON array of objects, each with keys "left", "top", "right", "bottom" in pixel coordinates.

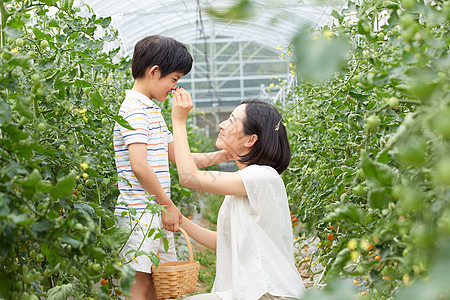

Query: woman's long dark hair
[{"left": 238, "top": 100, "right": 291, "bottom": 174}]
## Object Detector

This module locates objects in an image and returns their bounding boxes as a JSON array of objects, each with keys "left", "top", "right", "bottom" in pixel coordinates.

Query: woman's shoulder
[{"left": 239, "top": 164, "right": 281, "bottom": 181}]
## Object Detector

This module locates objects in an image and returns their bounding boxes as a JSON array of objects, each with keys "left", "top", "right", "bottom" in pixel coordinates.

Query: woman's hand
[{"left": 172, "top": 87, "right": 193, "bottom": 122}]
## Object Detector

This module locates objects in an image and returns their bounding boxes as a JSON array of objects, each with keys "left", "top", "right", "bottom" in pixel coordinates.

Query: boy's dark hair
[
  {"left": 239, "top": 100, "right": 291, "bottom": 174},
  {"left": 132, "top": 35, "right": 193, "bottom": 79}
]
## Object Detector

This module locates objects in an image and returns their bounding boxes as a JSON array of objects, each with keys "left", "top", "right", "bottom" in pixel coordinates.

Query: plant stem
[{"left": 96, "top": 178, "right": 102, "bottom": 232}]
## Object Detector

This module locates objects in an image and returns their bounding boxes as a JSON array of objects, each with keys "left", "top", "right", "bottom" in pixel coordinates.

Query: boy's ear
[
  {"left": 245, "top": 134, "right": 258, "bottom": 148},
  {"left": 147, "top": 65, "right": 160, "bottom": 79}
]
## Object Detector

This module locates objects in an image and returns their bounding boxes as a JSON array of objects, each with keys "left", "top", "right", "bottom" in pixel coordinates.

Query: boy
[{"left": 114, "top": 35, "right": 231, "bottom": 299}]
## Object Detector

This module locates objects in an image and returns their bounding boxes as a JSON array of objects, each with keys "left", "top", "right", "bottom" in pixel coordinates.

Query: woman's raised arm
[{"left": 171, "top": 88, "right": 246, "bottom": 196}]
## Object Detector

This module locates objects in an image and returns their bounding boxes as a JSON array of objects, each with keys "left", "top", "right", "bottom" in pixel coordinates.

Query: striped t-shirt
[{"left": 113, "top": 90, "right": 173, "bottom": 216}]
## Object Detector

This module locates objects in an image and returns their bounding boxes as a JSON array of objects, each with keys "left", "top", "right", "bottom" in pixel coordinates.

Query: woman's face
[{"left": 216, "top": 104, "right": 252, "bottom": 157}]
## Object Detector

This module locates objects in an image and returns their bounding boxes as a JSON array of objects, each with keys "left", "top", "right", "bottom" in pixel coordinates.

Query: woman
[{"left": 171, "top": 88, "right": 305, "bottom": 300}]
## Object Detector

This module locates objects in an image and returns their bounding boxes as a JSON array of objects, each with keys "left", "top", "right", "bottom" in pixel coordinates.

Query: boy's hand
[
  {"left": 172, "top": 87, "right": 193, "bottom": 122},
  {"left": 162, "top": 203, "right": 183, "bottom": 232}
]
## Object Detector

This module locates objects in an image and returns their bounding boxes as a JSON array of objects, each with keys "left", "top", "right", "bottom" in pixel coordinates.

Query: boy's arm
[
  {"left": 129, "top": 143, "right": 182, "bottom": 232},
  {"left": 168, "top": 142, "right": 233, "bottom": 168}
]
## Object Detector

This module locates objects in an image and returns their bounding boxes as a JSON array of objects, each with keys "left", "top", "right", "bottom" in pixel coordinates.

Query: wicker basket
[{"left": 151, "top": 227, "right": 200, "bottom": 300}]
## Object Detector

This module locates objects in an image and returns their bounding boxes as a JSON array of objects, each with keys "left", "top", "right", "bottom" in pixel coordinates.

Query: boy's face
[{"left": 149, "top": 70, "right": 184, "bottom": 102}]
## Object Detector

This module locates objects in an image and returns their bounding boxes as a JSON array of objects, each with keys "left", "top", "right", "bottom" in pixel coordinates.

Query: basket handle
[{"left": 179, "top": 227, "right": 195, "bottom": 262}]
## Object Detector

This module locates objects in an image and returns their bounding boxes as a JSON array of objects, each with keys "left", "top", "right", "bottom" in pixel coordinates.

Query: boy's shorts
[{"left": 116, "top": 212, "right": 177, "bottom": 274}]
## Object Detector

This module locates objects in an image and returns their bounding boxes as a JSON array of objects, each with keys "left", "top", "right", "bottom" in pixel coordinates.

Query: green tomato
[
  {"left": 391, "top": 185, "right": 403, "bottom": 200},
  {"left": 401, "top": 0, "right": 415, "bottom": 9},
  {"left": 32, "top": 272, "right": 41, "bottom": 281},
  {"left": 31, "top": 74, "right": 40, "bottom": 83},
  {"left": 101, "top": 118, "right": 108, "bottom": 125},
  {"left": 435, "top": 158, "right": 450, "bottom": 185},
  {"left": 36, "top": 253, "right": 45, "bottom": 263},
  {"left": 30, "top": 250, "right": 37, "bottom": 259},
  {"left": 19, "top": 204, "right": 30, "bottom": 214},
  {"left": 366, "top": 115, "right": 380, "bottom": 131},
  {"left": 37, "top": 122, "right": 47, "bottom": 132},
  {"left": 11, "top": 261, "right": 20, "bottom": 271},
  {"left": 44, "top": 268, "right": 52, "bottom": 277},
  {"left": 74, "top": 223, "right": 84, "bottom": 231},
  {"left": 68, "top": 265, "right": 77, "bottom": 275},
  {"left": 2, "top": 51, "right": 13, "bottom": 60},
  {"left": 15, "top": 280, "right": 23, "bottom": 291},
  {"left": 36, "top": 87, "right": 45, "bottom": 97},
  {"left": 77, "top": 183, "right": 85, "bottom": 191},
  {"left": 18, "top": 117, "right": 30, "bottom": 126},
  {"left": 85, "top": 178, "right": 95, "bottom": 188},
  {"left": 92, "top": 263, "right": 102, "bottom": 272},
  {"left": 352, "top": 185, "right": 365, "bottom": 196},
  {"left": 387, "top": 97, "right": 399, "bottom": 108},
  {"left": 59, "top": 144, "right": 67, "bottom": 152},
  {"left": 40, "top": 40, "right": 49, "bottom": 48},
  {"left": 429, "top": 108, "right": 450, "bottom": 138},
  {"left": 15, "top": 38, "right": 25, "bottom": 47},
  {"left": 23, "top": 271, "right": 34, "bottom": 283},
  {"left": 400, "top": 14, "right": 415, "bottom": 28},
  {"left": 78, "top": 145, "right": 86, "bottom": 151},
  {"left": 29, "top": 295, "right": 39, "bottom": 300},
  {"left": 60, "top": 259, "right": 68, "bottom": 270}
]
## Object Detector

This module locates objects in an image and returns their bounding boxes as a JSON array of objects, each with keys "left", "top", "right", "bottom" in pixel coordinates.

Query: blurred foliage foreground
[{"left": 272, "top": 0, "right": 449, "bottom": 299}]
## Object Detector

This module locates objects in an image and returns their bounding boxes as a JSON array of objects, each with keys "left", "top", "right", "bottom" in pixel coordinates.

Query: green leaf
[
  {"left": 119, "top": 266, "right": 136, "bottom": 294},
  {"left": 74, "top": 78, "right": 93, "bottom": 87},
  {"left": 147, "top": 228, "right": 155, "bottom": 238},
  {"left": 8, "top": 55, "right": 31, "bottom": 69},
  {"left": 328, "top": 248, "right": 351, "bottom": 278},
  {"left": 0, "top": 100, "right": 12, "bottom": 125},
  {"left": 90, "top": 203, "right": 108, "bottom": 218},
  {"left": 5, "top": 26, "right": 24, "bottom": 39},
  {"left": 368, "top": 187, "right": 389, "bottom": 209},
  {"left": 99, "top": 16, "right": 112, "bottom": 28},
  {"left": 47, "top": 283, "right": 73, "bottom": 300},
  {"left": 32, "top": 220, "right": 52, "bottom": 232},
  {"left": 96, "top": 57, "right": 117, "bottom": 68},
  {"left": 324, "top": 204, "right": 366, "bottom": 225},
  {"left": 15, "top": 96, "right": 34, "bottom": 119},
  {"left": 0, "top": 275, "right": 12, "bottom": 299},
  {"left": 148, "top": 252, "right": 160, "bottom": 267},
  {"left": 9, "top": 213, "right": 35, "bottom": 226},
  {"left": 207, "top": 0, "right": 255, "bottom": 20},
  {"left": 293, "top": 27, "right": 351, "bottom": 82},
  {"left": 62, "top": 234, "right": 83, "bottom": 248},
  {"left": 361, "top": 151, "right": 396, "bottom": 187},
  {"left": 90, "top": 90, "right": 103, "bottom": 108},
  {"left": 129, "top": 207, "right": 136, "bottom": 216},
  {"left": 21, "top": 169, "right": 42, "bottom": 188},
  {"left": 0, "top": 194, "right": 11, "bottom": 217},
  {"left": 114, "top": 115, "right": 136, "bottom": 131},
  {"left": 163, "top": 236, "right": 169, "bottom": 252},
  {"left": 51, "top": 171, "right": 76, "bottom": 199},
  {"left": 37, "top": 180, "right": 54, "bottom": 193}
]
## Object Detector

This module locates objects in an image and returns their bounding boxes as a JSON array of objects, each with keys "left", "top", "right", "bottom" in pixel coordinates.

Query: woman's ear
[
  {"left": 245, "top": 134, "right": 258, "bottom": 148},
  {"left": 147, "top": 65, "right": 160, "bottom": 79}
]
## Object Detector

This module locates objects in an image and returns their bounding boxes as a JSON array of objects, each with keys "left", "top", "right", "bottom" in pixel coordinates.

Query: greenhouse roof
[
  {"left": 80, "top": 0, "right": 346, "bottom": 128},
  {"left": 81, "top": 0, "right": 346, "bottom": 57}
]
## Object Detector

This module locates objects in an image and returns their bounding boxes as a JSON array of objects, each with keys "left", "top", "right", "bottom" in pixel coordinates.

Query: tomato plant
[
  {"left": 0, "top": 1, "right": 218, "bottom": 298},
  {"left": 279, "top": 0, "right": 450, "bottom": 298},
  {"left": 0, "top": 0, "right": 135, "bottom": 298}
]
